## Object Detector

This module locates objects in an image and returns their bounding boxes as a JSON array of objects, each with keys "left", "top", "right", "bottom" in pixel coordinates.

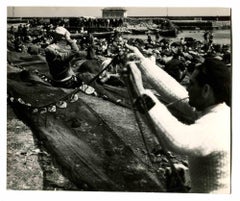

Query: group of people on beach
[{"left": 7, "top": 20, "right": 231, "bottom": 193}]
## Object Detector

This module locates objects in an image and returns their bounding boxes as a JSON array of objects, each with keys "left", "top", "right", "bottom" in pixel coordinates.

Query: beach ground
[{"left": 7, "top": 104, "right": 78, "bottom": 190}]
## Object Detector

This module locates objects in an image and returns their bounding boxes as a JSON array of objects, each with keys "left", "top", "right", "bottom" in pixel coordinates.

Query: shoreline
[{"left": 123, "top": 29, "right": 231, "bottom": 45}]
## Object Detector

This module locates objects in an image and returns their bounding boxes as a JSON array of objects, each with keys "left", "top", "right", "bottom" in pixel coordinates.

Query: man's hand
[
  {"left": 125, "top": 44, "right": 145, "bottom": 61},
  {"left": 65, "top": 30, "right": 71, "bottom": 41}
]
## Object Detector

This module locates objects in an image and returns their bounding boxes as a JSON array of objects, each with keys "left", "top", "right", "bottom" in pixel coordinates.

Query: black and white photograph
[{"left": 1, "top": 1, "right": 240, "bottom": 201}]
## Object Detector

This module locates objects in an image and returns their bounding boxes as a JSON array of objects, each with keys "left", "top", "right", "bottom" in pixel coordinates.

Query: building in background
[{"left": 102, "top": 7, "right": 127, "bottom": 18}]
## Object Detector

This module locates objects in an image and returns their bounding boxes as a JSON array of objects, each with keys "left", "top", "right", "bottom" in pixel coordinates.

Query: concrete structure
[{"left": 102, "top": 7, "right": 127, "bottom": 18}]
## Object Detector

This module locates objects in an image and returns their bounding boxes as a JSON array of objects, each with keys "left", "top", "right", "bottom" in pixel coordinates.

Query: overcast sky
[{"left": 7, "top": 7, "right": 230, "bottom": 17}]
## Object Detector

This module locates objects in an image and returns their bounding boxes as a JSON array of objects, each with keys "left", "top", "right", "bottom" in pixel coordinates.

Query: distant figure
[
  {"left": 203, "top": 31, "right": 214, "bottom": 52},
  {"left": 14, "top": 36, "right": 24, "bottom": 52},
  {"left": 155, "top": 32, "right": 160, "bottom": 43},
  {"left": 147, "top": 33, "right": 153, "bottom": 44},
  {"left": 209, "top": 32, "right": 214, "bottom": 45}
]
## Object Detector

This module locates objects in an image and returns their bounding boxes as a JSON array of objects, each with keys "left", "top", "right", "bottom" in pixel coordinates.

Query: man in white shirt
[{"left": 124, "top": 44, "right": 231, "bottom": 193}]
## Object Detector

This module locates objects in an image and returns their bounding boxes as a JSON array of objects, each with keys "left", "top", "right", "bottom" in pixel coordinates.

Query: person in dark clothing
[
  {"left": 77, "top": 46, "right": 101, "bottom": 74},
  {"left": 147, "top": 33, "right": 153, "bottom": 44},
  {"left": 160, "top": 49, "right": 186, "bottom": 83},
  {"left": 14, "top": 36, "right": 24, "bottom": 52},
  {"left": 162, "top": 42, "right": 187, "bottom": 82},
  {"left": 164, "top": 58, "right": 186, "bottom": 83},
  {"left": 45, "top": 26, "right": 82, "bottom": 88}
]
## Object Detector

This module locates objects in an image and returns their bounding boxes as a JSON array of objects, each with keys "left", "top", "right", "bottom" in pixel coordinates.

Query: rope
[
  {"left": 123, "top": 63, "right": 188, "bottom": 192},
  {"left": 122, "top": 68, "right": 155, "bottom": 166},
  {"left": 121, "top": 65, "right": 166, "bottom": 190}
]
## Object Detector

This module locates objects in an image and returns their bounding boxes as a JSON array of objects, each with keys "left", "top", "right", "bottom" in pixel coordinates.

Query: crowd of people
[
  {"left": 7, "top": 20, "right": 232, "bottom": 193},
  {"left": 68, "top": 17, "right": 124, "bottom": 29},
  {"left": 7, "top": 21, "right": 231, "bottom": 75}
]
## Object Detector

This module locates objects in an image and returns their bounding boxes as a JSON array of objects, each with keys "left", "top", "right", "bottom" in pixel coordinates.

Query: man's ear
[{"left": 201, "top": 84, "right": 211, "bottom": 98}]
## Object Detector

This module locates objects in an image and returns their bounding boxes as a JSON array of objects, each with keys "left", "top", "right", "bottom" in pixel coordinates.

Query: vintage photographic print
[{"left": 6, "top": 5, "right": 232, "bottom": 195}]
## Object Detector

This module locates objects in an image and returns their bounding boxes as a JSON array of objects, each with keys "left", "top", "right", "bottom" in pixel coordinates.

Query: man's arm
[
  {"left": 45, "top": 39, "right": 79, "bottom": 64},
  {"left": 126, "top": 45, "right": 189, "bottom": 102},
  {"left": 139, "top": 57, "right": 189, "bottom": 102},
  {"left": 65, "top": 31, "right": 79, "bottom": 53},
  {"left": 61, "top": 32, "right": 80, "bottom": 62},
  {"left": 125, "top": 62, "right": 218, "bottom": 156},
  {"left": 139, "top": 89, "right": 225, "bottom": 157},
  {"left": 125, "top": 46, "right": 197, "bottom": 122}
]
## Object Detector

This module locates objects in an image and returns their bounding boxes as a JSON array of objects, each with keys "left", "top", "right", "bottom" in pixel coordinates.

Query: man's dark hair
[{"left": 195, "top": 58, "right": 231, "bottom": 106}]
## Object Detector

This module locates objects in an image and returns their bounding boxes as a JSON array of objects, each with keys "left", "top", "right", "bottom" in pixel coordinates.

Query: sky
[{"left": 7, "top": 7, "right": 230, "bottom": 18}]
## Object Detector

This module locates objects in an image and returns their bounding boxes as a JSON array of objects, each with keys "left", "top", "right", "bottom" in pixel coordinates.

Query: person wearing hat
[
  {"left": 124, "top": 44, "right": 231, "bottom": 193},
  {"left": 45, "top": 26, "right": 82, "bottom": 88}
]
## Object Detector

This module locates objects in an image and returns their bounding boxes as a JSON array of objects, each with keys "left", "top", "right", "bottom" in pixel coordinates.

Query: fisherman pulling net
[{"left": 119, "top": 43, "right": 231, "bottom": 193}]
